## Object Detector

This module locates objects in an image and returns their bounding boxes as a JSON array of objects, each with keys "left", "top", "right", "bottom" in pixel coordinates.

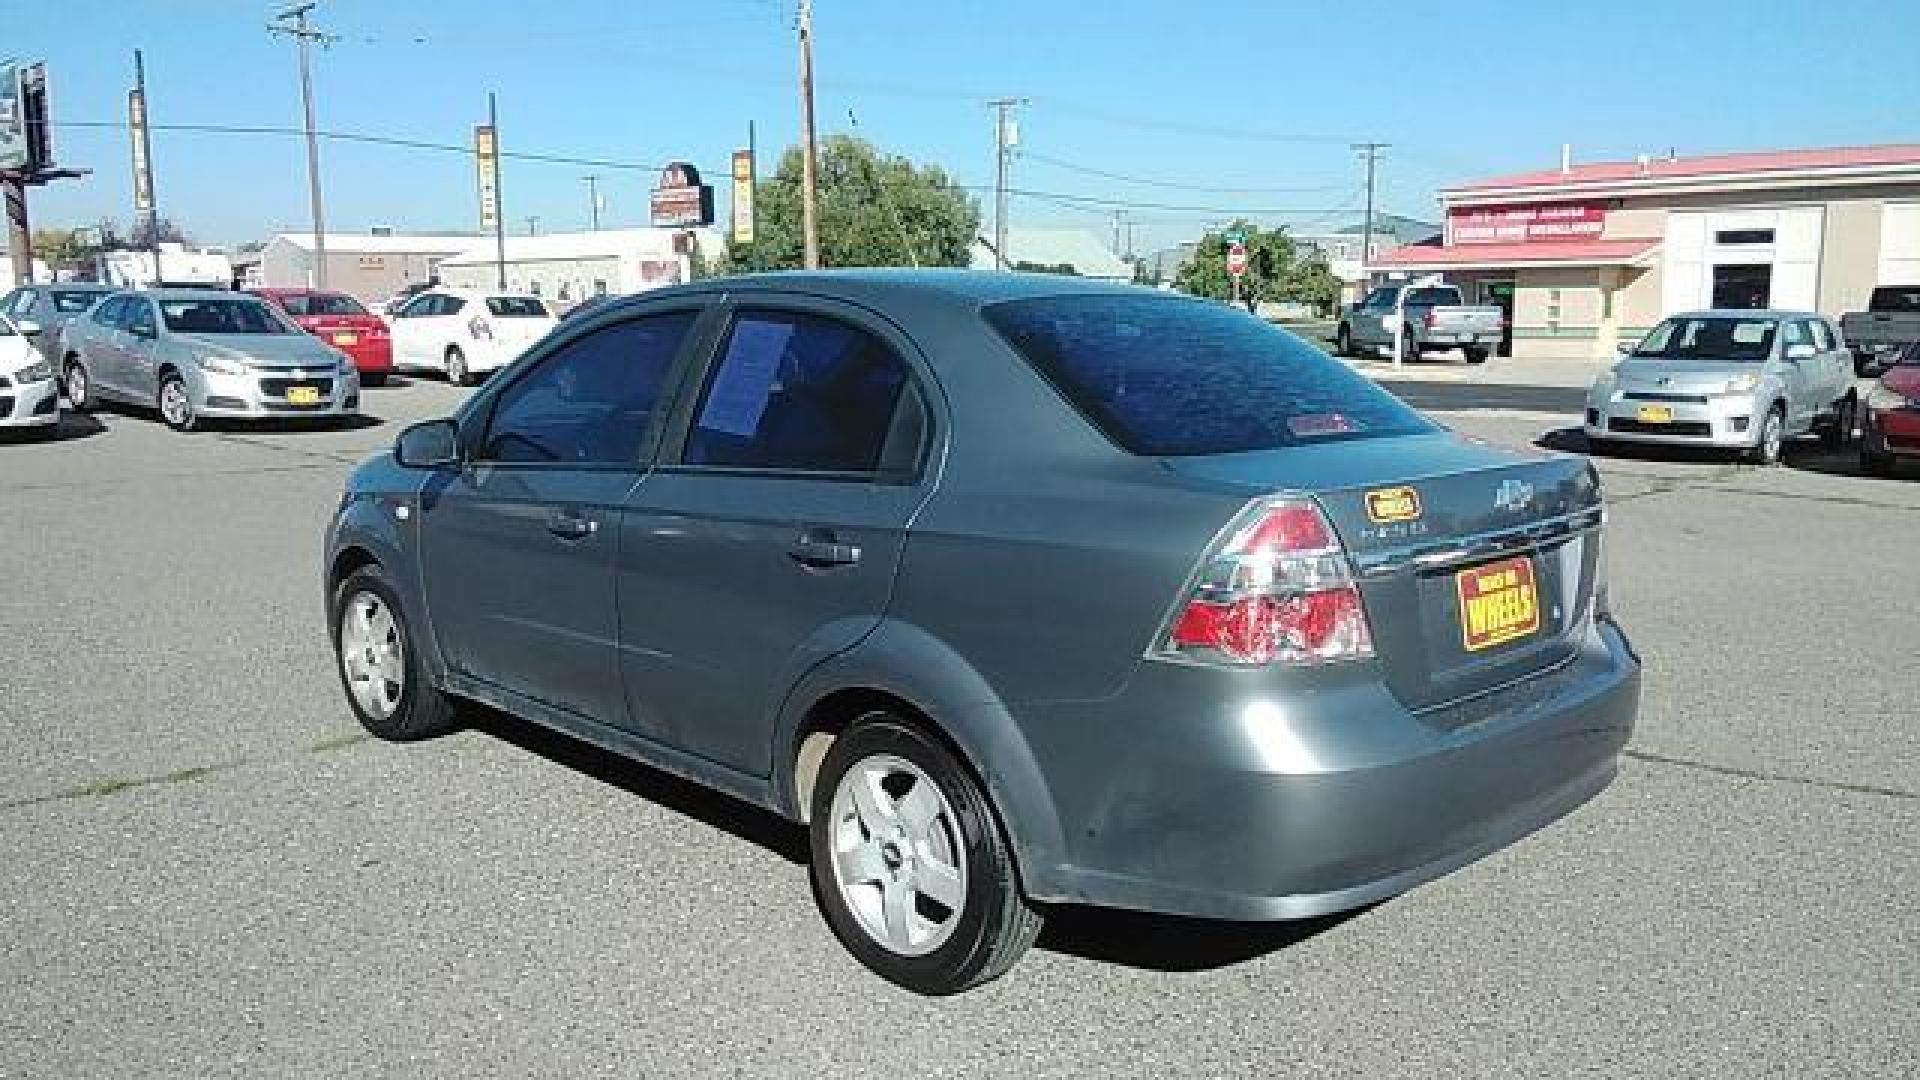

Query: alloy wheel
[
  {"left": 827, "top": 753, "right": 968, "bottom": 957},
  {"left": 338, "top": 590, "right": 405, "bottom": 719},
  {"left": 159, "top": 379, "right": 192, "bottom": 429},
  {"left": 65, "top": 364, "right": 86, "bottom": 405}
]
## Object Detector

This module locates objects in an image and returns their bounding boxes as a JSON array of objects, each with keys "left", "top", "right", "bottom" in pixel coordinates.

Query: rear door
[
  {"left": 484, "top": 296, "right": 556, "bottom": 360},
  {"left": 616, "top": 296, "right": 937, "bottom": 775},
  {"left": 417, "top": 302, "right": 709, "bottom": 723},
  {"left": 86, "top": 296, "right": 134, "bottom": 396},
  {"left": 389, "top": 293, "right": 441, "bottom": 368}
]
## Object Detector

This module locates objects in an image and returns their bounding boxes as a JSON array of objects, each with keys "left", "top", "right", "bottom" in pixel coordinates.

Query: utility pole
[
  {"left": 1351, "top": 141, "right": 1389, "bottom": 268},
  {"left": 797, "top": 0, "right": 820, "bottom": 268},
  {"left": 581, "top": 175, "right": 601, "bottom": 230},
  {"left": 988, "top": 97, "right": 1025, "bottom": 271},
  {"left": 1111, "top": 209, "right": 1127, "bottom": 256},
  {"left": 489, "top": 92, "right": 506, "bottom": 291},
  {"left": 272, "top": 3, "right": 333, "bottom": 289},
  {"left": 525, "top": 215, "right": 539, "bottom": 236},
  {"left": 131, "top": 51, "right": 162, "bottom": 285}
]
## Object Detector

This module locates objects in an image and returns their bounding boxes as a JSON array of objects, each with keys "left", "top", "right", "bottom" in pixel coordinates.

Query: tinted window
[
  {"left": 439, "top": 296, "right": 467, "bottom": 317},
  {"left": 278, "top": 292, "right": 369, "bottom": 317},
  {"left": 1782, "top": 321, "right": 1808, "bottom": 347},
  {"left": 1362, "top": 288, "right": 1395, "bottom": 310},
  {"left": 52, "top": 290, "right": 104, "bottom": 314},
  {"left": 3, "top": 290, "right": 29, "bottom": 317},
  {"left": 685, "top": 310, "right": 917, "bottom": 473},
  {"left": 479, "top": 311, "right": 697, "bottom": 465},
  {"left": 1634, "top": 317, "right": 1776, "bottom": 363},
  {"left": 397, "top": 294, "right": 438, "bottom": 318},
  {"left": 1870, "top": 287, "right": 1920, "bottom": 313},
  {"left": 160, "top": 297, "right": 291, "bottom": 335},
  {"left": 1804, "top": 320, "right": 1833, "bottom": 351},
  {"left": 487, "top": 296, "right": 548, "bottom": 318},
  {"left": 986, "top": 294, "right": 1436, "bottom": 456},
  {"left": 1404, "top": 287, "right": 1461, "bottom": 306},
  {"left": 92, "top": 296, "right": 127, "bottom": 326},
  {"left": 125, "top": 299, "right": 157, "bottom": 336}
]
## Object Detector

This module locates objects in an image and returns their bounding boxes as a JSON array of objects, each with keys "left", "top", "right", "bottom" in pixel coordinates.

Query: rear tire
[
  {"left": 446, "top": 346, "right": 472, "bottom": 387},
  {"left": 1463, "top": 347, "right": 1489, "bottom": 365},
  {"left": 360, "top": 371, "right": 387, "bottom": 388},
  {"left": 1333, "top": 325, "right": 1352, "bottom": 356},
  {"left": 809, "top": 715, "right": 1041, "bottom": 995},
  {"left": 330, "top": 564, "right": 462, "bottom": 742},
  {"left": 63, "top": 358, "right": 93, "bottom": 412},
  {"left": 1821, "top": 394, "right": 1856, "bottom": 449},
  {"left": 1399, "top": 334, "right": 1419, "bottom": 365}
]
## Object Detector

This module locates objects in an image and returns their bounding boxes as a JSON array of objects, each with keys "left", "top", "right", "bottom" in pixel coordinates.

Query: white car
[
  {"left": 0, "top": 312, "right": 60, "bottom": 430},
  {"left": 388, "top": 288, "right": 556, "bottom": 386}
]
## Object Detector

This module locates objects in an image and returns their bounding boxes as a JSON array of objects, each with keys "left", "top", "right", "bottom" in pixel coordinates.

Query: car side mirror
[
  {"left": 1785, "top": 343, "right": 1816, "bottom": 361},
  {"left": 1615, "top": 340, "right": 1635, "bottom": 355},
  {"left": 395, "top": 418, "right": 461, "bottom": 469},
  {"left": 16, "top": 319, "right": 41, "bottom": 337}
]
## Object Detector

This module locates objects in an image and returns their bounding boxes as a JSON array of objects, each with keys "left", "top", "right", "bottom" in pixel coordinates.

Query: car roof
[
  {"left": 1669, "top": 309, "right": 1823, "bottom": 321},
  {"left": 626, "top": 268, "right": 1172, "bottom": 313},
  {"left": 134, "top": 288, "right": 266, "bottom": 303}
]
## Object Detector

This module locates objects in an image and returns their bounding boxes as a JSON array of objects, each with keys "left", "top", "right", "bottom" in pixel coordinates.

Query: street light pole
[
  {"left": 582, "top": 175, "right": 601, "bottom": 230},
  {"left": 273, "top": 3, "right": 331, "bottom": 289}
]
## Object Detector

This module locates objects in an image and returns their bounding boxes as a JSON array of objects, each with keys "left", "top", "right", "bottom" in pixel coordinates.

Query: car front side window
[
  {"left": 476, "top": 310, "right": 699, "bottom": 466},
  {"left": 683, "top": 309, "right": 923, "bottom": 476}
]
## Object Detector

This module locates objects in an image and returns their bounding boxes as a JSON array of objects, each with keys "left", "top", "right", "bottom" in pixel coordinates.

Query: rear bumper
[
  {"left": 1866, "top": 407, "right": 1920, "bottom": 455},
  {"left": 1017, "top": 617, "right": 1639, "bottom": 921}
]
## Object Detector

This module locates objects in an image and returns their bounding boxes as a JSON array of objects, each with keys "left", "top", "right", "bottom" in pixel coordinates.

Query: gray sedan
[
  {"left": 1584, "top": 310, "right": 1859, "bottom": 464},
  {"left": 1, "top": 282, "right": 114, "bottom": 363},
  {"left": 62, "top": 289, "right": 359, "bottom": 432},
  {"left": 325, "top": 271, "right": 1638, "bottom": 994}
]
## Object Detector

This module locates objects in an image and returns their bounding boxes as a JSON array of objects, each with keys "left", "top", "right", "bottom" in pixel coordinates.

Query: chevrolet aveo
[{"left": 324, "top": 272, "right": 1640, "bottom": 994}]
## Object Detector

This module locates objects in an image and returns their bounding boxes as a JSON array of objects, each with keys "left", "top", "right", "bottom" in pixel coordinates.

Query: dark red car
[
  {"left": 1862, "top": 339, "right": 1920, "bottom": 477},
  {"left": 249, "top": 288, "right": 393, "bottom": 385}
]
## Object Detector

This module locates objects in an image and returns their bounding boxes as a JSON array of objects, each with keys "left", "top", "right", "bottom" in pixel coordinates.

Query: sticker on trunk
[
  {"left": 1365, "top": 485, "right": 1422, "bottom": 524},
  {"left": 1456, "top": 556, "right": 1540, "bottom": 651}
]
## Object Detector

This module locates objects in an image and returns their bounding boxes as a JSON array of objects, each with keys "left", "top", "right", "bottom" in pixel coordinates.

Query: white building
[
  {"left": 98, "top": 243, "right": 232, "bottom": 289},
  {"left": 969, "top": 228, "right": 1134, "bottom": 282},
  {"left": 258, "top": 233, "right": 480, "bottom": 304},
  {"left": 435, "top": 228, "right": 725, "bottom": 308},
  {"left": 0, "top": 255, "right": 53, "bottom": 289}
]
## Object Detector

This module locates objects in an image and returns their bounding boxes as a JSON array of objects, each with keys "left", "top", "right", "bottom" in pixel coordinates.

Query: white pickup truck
[
  {"left": 1840, "top": 285, "right": 1920, "bottom": 375},
  {"left": 1336, "top": 280, "right": 1506, "bottom": 364}
]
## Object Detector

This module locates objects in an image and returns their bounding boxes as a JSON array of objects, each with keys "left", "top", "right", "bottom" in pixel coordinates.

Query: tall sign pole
[
  {"left": 988, "top": 98, "right": 1025, "bottom": 271},
  {"left": 473, "top": 120, "right": 501, "bottom": 287},
  {"left": 0, "top": 61, "right": 83, "bottom": 285},
  {"left": 489, "top": 93, "right": 506, "bottom": 290},
  {"left": 797, "top": 0, "right": 819, "bottom": 269},
  {"left": 130, "top": 51, "right": 162, "bottom": 285}
]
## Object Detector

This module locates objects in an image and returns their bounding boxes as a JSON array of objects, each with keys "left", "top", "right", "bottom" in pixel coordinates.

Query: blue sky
[{"left": 10, "top": 0, "right": 1920, "bottom": 254}]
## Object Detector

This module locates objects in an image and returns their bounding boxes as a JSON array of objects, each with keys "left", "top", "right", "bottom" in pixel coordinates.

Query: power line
[{"left": 1017, "top": 150, "right": 1350, "bottom": 195}]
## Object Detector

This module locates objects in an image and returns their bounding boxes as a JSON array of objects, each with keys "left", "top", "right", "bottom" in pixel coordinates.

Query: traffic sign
[
  {"left": 1227, "top": 241, "right": 1248, "bottom": 277},
  {"left": 1223, "top": 227, "right": 1246, "bottom": 244}
]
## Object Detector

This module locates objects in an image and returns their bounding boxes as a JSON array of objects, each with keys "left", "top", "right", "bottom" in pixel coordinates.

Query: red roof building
[{"left": 1365, "top": 143, "right": 1920, "bottom": 360}]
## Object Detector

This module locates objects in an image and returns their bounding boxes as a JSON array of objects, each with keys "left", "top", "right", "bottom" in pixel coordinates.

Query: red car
[
  {"left": 1861, "top": 339, "right": 1920, "bottom": 477},
  {"left": 249, "top": 288, "right": 393, "bottom": 385}
]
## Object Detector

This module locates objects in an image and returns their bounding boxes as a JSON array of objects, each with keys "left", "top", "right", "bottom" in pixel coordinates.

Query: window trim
[
  {"left": 460, "top": 299, "right": 719, "bottom": 472},
  {"left": 657, "top": 297, "right": 939, "bottom": 486}
]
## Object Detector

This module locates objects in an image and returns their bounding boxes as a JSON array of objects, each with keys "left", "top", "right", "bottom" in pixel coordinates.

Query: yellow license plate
[
  {"left": 1456, "top": 556, "right": 1541, "bottom": 652},
  {"left": 286, "top": 386, "right": 322, "bottom": 405},
  {"left": 332, "top": 333, "right": 359, "bottom": 346},
  {"left": 1635, "top": 405, "right": 1674, "bottom": 424}
]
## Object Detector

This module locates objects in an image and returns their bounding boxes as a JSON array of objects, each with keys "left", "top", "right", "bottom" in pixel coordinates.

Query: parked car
[
  {"left": 1861, "top": 339, "right": 1920, "bottom": 477},
  {"left": 1336, "top": 280, "right": 1505, "bottom": 364},
  {"left": 387, "top": 288, "right": 555, "bottom": 385},
  {"left": 1, "top": 282, "right": 115, "bottom": 363},
  {"left": 1584, "top": 310, "right": 1858, "bottom": 465},
  {"left": 1839, "top": 284, "right": 1920, "bottom": 375},
  {"left": 250, "top": 288, "right": 394, "bottom": 385},
  {"left": 62, "top": 289, "right": 359, "bottom": 432},
  {"left": 324, "top": 271, "right": 1639, "bottom": 994},
  {"left": 0, "top": 312, "right": 60, "bottom": 431}
]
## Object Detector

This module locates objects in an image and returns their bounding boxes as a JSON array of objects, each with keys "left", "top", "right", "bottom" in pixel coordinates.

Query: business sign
[
  {"left": 651, "top": 161, "right": 714, "bottom": 228},
  {"left": 474, "top": 125, "right": 500, "bottom": 231},
  {"left": 0, "top": 62, "right": 48, "bottom": 173},
  {"left": 128, "top": 88, "right": 154, "bottom": 211},
  {"left": 1450, "top": 202, "right": 1606, "bottom": 244},
  {"left": 730, "top": 149, "right": 755, "bottom": 246}
]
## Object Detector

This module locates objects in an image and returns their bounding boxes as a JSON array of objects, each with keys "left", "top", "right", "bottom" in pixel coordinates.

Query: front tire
[
  {"left": 64, "top": 358, "right": 94, "bottom": 412},
  {"left": 1333, "top": 325, "right": 1351, "bottom": 356},
  {"left": 1748, "top": 404, "right": 1786, "bottom": 466},
  {"left": 1463, "top": 347, "right": 1489, "bottom": 364},
  {"left": 446, "top": 346, "right": 472, "bottom": 387},
  {"left": 330, "top": 564, "right": 462, "bottom": 742},
  {"left": 1821, "top": 394, "right": 1856, "bottom": 449},
  {"left": 157, "top": 372, "right": 198, "bottom": 432},
  {"left": 809, "top": 716, "right": 1041, "bottom": 995},
  {"left": 359, "top": 371, "right": 388, "bottom": 388}
]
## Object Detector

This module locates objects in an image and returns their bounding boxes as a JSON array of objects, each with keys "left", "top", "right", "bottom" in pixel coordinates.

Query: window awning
[{"left": 1368, "top": 238, "right": 1660, "bottom": 272}]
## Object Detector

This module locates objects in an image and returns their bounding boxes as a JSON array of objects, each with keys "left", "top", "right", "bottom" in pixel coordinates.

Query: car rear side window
[
  {"left": 478, "top": 310, "right": 698, "bottom": 466},
  {"left": 985, "top": 294, "right": 1436, "bottom": 456},
  {"left": 53, "top": 291, "right": 103, "bottom": 314},
  {"left": 487, "top": 297, "right": 548, "bottom": 318},
  {"left": 684, "top": 310, "right": 922, "bottom": 476}
]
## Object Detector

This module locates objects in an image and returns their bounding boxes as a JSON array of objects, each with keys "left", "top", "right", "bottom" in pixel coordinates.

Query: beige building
[
  {"left": 259, "top": 233, "right": 480, "bottom": 304},
  {"left": 436, "top": 228, "right": 724, "bottom": 310},
  {"left": 1369, "top": 144, "right": 1920, "bottom": 359}
]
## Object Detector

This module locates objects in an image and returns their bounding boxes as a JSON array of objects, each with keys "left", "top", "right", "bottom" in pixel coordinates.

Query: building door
[{"left": 1711, "top": 264, "right": 1771, "bottom": 309}]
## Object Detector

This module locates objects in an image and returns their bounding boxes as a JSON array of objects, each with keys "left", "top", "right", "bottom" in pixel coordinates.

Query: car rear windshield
[
  {"left": 52, "top": 290, "right": 106, "bottom": 313},
  {"left": 278, "top": 292, "right": 369, "bottom": 317},
  {"left": 1869, "top": 286, "right": 1920, "bottom": 313},
  {"left": 984, "top": 294, "right": 1437, "bottom": 456},
  {"left": 160, "top": 298, "right": 294, "bottom": 335},
  {"left": 1633, "top": 317, "right": 1775, "bottom": 363},
  {"left": 1404, "top": 287, "right": 1462, "bottom": 306},
  {"left": 487, "top": 297, "right": 549, "bottom": 318}
]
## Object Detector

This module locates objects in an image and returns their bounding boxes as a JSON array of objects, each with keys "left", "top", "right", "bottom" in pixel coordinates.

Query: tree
[
  {"left": 728, "top": 135, "right": 979, "bottom": 271},
  {"left": 1175, "top": 219, "right": 1304, "bottom": 313}
]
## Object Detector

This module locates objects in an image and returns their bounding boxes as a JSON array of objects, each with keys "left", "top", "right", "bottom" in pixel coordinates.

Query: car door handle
[
  {"left": 545, "top": 508, "right": 598, "bottom": 541},
  {"left": 789, "top": 529, "right": 861, "bottom": 569}
]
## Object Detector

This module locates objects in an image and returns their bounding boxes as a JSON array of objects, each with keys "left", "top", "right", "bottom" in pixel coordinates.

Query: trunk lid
[
  {"left": 1426, "top": 306, "right": 1504, "bottom": 335},
  {"left": 1161, "top": 432, "right": 1604, "bottom": 712}
]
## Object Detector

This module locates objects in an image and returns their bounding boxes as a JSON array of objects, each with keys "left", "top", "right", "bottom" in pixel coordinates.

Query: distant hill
[{"left": 1333, "top": 213, "right": 1439, "bottom": 245}]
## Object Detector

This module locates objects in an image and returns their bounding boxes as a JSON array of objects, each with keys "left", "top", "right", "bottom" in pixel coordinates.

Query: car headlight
[
  {"left": 1866, "top": 383, "right": 1916, "bottom": 411},
  {"left": 196, "top": 352, "right": 247, "bottom": 376},
  {"left": 12, "top": 359, "right": 53, "bottom": 383},
  {"left": 1718, "top": 372, "right": 1761, "bottom": 396}
]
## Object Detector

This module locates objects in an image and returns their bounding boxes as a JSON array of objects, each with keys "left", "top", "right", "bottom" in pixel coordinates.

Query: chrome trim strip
[{"left": 1354, "top": 505, "right": 1603, "bottom": 578}]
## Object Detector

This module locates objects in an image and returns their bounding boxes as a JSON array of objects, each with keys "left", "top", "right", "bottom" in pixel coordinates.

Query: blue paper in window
[{"left": 701, "top": 320, "right": 794, "bottom": 438}]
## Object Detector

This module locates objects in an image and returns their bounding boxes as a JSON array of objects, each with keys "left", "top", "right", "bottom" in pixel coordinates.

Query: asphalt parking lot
[{"left": 3, "top": 374, "right": 1915, "bottom": 1078}]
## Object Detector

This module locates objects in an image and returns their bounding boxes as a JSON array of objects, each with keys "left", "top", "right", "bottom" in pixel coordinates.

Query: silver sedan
[
  {"left": 1584, "top": 310, "right": 1859, "bottom": 465},
  {"left": 61, "top": 289, "right": 360, "bottom": 432}
]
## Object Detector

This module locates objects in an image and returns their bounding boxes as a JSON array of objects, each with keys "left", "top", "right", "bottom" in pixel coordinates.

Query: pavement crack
[
  {"left": 0, "top": 730, "right": 374, "bottom": 813},
  {"left": 214, "top": 433, "right": 363, "bottom": 465},
  {"left": 1626, "top": 748, "right": 1916, "bottom": 801}
]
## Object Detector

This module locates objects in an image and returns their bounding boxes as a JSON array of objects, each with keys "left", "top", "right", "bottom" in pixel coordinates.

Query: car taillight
[
  {"left": 1159, "top": 498, "right": 1374, "bottom": 667},
  {"left": 469, "top": 316, "right": 493, "bottom": 340},
  {"left": 1423, "top": 310, "right": 1437, "bottom": 329}
]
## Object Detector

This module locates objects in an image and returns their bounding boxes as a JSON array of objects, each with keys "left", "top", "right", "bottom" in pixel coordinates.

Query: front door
[
  {"left": 388, "top": 293, "right": 440, "bottom": 369},
  {"left": 120, "top": 298, "right": 163, "bottom": 401},
  {"left": 418, "top": 306, "right": 705, "bottom": 723},
  {"left": 617, "top": 300, "right": 937, "bottom": 776}
]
